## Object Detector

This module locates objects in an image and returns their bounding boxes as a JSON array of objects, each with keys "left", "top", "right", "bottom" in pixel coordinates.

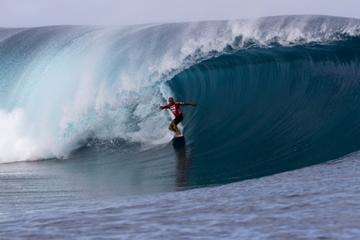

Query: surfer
[{"left": 160, "top": 97, "right": 196, "bottom": 137}]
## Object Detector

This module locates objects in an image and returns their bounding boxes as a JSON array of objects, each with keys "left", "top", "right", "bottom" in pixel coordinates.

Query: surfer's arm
[
  {"left": 159, "top": 104, "right": 169, "bottom": 110},
  {"left": 179, "top": 102, "right": 197, "bottom": 107}
]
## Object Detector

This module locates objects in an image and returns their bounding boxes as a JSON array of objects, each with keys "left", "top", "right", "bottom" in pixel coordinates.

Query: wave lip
[{"left": 0, "top": 15, "right": 360, "bottom": 163}]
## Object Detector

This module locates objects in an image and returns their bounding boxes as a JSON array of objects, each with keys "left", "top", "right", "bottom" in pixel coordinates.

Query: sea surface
[
  {"left": 1, "top": 15, "right": 360, "bottom": 239},
  {"left": 1, "top": 152, "right": 360, "bottom": 239}
]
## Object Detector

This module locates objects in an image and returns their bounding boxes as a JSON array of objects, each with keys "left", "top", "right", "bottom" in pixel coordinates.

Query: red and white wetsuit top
[{"left": 165, "top": 102, "right": 184, "bottom": 118}]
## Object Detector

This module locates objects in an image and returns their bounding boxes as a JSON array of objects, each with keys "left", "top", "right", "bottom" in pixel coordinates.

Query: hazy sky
[{"left": 1, "top": 0, "right": 360, "bottom": 27}]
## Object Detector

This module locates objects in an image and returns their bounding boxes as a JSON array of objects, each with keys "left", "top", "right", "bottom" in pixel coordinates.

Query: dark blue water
[{"left": 169, "top": 38, "right": 360, "bottom": 186}]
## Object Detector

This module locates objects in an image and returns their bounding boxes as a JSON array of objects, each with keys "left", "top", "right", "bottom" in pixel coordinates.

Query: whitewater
[{"left": 1, "top": 15, "right": 360, "bottom": 239}]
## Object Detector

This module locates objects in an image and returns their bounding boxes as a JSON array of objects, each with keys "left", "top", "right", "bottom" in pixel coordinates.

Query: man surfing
[{"left": 160, "top": 97, "right": 196, "bottom": 137}]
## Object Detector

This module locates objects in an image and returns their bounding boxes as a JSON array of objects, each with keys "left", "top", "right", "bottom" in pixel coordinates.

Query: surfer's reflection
[{"left": 173, "top": 138, "right": 190, "bottom": 188}]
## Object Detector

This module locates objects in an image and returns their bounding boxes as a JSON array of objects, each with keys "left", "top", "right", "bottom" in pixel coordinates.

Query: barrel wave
[
  {"left": 1, "top": 15, "right": 360, "bottom": 188},
  {"left": 171, "top": 38, "right": 360, "bottom": 185}
]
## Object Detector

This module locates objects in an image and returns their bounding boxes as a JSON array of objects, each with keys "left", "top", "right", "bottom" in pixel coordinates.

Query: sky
[{"left": 0, "top": 0, "right": 360, "bottom": 27}]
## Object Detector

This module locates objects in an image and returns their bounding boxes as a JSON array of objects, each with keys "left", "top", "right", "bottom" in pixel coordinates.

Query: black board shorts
[{"left": 174, "top": 114, "right": 184, "bottom": 125}]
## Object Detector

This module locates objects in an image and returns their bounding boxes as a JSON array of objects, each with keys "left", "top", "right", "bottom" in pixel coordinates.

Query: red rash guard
[{"left": 164, "top": 102, "right": 184, "bottom": 118}]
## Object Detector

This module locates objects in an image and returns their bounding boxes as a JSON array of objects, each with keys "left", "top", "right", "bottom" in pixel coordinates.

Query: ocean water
[
  {"left": 1, "top": 15, "right": 360, "bottom": 239},
  {"left": 1, "top": 152, "right": 360, "bottom": 239}
]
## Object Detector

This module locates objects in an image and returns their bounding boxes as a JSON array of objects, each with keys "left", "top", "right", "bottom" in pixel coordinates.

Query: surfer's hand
[{"left": 159, "top": 105, "right": 164, "bottom": 110}]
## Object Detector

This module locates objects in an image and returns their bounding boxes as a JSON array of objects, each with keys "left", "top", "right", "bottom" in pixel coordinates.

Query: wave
[
  {"left": 0, "top": 15, "right": 360, "bottom": 164},
  {"left": 170, "top": 37, "right": 360, "bottom": 185}
]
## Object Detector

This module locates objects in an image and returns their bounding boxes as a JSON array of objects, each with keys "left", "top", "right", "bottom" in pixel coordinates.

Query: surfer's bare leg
[
  {"left": 174, "top": 124, "right": 181, "bottom": 136},
  {"left": 169, "top": 120, "right": 181, "bottom": 136},
  {"left": 168, "top": 120, "right": 176, "bottom": 133}
]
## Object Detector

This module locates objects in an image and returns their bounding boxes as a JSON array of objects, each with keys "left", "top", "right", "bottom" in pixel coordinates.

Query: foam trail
[{"left": 0, "top": 16, "right": 360, "bottom": 163}]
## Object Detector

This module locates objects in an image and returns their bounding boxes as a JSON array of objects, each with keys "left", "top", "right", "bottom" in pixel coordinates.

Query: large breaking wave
[{"left": 0, "top": 15, "right": 360, "bottom": 165}]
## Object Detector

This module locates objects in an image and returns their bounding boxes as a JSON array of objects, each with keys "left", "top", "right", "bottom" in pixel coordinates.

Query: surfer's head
[{"left": 168, "top": 97, "right": 175, "bottom": 104}]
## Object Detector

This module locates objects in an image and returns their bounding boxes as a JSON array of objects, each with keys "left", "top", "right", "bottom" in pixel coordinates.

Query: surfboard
[{"left": 172, "top": 135, "right": 185, "bottom": 149}]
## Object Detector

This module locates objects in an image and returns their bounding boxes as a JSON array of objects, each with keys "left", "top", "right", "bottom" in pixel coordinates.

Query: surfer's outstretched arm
[
  {"left": 159, "top": 104, "right": 169, "bottom": 110},
  {"left": 179, "top": 102, "right": 197, "bottom": 107}
]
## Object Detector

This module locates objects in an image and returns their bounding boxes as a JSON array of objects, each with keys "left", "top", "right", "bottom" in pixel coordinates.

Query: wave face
[
  {"left": 170, "top": 38, "right": 360, "bottom": 185},
  {"left": 0, "top": 15, "right": 360, "bottom": 172}
]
